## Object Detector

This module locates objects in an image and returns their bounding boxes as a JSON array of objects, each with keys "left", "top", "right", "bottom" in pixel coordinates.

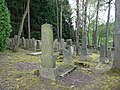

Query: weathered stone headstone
[
  {"left": 31, "top": 38, "right": 36, "bottom": 52},
  {"left": 13, "top": 35, "right": 18, "bottom": 46},
  {"left": 21, "top": 37, "right": 26, "bottom": 49},
  {"left": 19, "top": 38, "right": 22, "bottom": 47},
  {"left": 53, "top": 39, "right": 60, "bottom": 52},
  {"left": 40, "top": 24, "right": 57, "bottom": 80},
  {"left": 29, "top": 39, "right": 32, "bottom": 49},
  {"left": 66, "top": 39, "right": 72, "bottom": 46},
  {"left": 73, "top": 45, "right": 76, "bottom": 55},
  {"left": 26, "top": 39, "right": 30, "bottom": 49},
  {"left": 67, "top": 46, "right": 74, "bottom": 56},
  {"left": 36, "top": 40, "right": 41, "bottom": 50},
  {"left": 99, "top": 45, "right": 107, "bottom": 63},
  {"left": 60, "top": 38, "right": 65, "bottom": 50},
  {"left": 63, "top": 49, "right": 72, "bottom": 64}
]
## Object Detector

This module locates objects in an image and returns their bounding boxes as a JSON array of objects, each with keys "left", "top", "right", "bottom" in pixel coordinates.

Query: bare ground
[{"left": 0, "top": 49, "right": 119, "bottom": 90}]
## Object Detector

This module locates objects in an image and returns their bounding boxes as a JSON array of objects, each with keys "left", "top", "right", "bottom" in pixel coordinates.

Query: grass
[{"left": 0, "top": 49, "right": 120, "bottom": 90}]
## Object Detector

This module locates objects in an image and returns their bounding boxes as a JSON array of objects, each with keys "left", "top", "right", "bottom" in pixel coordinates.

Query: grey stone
[
  {"left": 40, "top": 67, "right": 58, "bottom": 80},
  {"left": 53, "top": 39, "right": 60, "bottom": 52},
  {"left": 29, "top": 39, "right": 32, "bottom": 49},
  {"left": 66, "top": 39, "right": 72, "bottom": 46},
  {"left": 40, "top": 24, "right": 57, "bottom": 80},
  {"left": 13, "top": 35, "right": 18, "bottom": 47},
  {"left": 21, "top": 37, "right": 26, "bottom": 49},
  {"left": 63, "top": 49, "right": 71, "bottom": 64},
  {"left": 67, "top": 46, "right": 74, "bottom": 56},
  {"left": 32, "top": 38, "right": 36, "bottom": 52},
  {"left": 60, "top": 38, "right": 65, "bottom": 50},
  {"left": 36, "top": 40, "right": 41, "bottom": 50},
  {"left": 26, "top": 39, "right": 30, "bottom": 49},
  {"left": 41, "top": 24, "right": 55, "bottom": 68},
  {"left": 99, "top": 45, "right": 107, "bottom": 63}
]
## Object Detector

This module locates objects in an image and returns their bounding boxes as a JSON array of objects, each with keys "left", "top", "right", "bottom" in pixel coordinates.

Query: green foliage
[
  {"left": 0, "top": 0, "right": 12, "bottom": 52},
  {"left": 6, "top": 0, "right": 74, "bottom": 40}
]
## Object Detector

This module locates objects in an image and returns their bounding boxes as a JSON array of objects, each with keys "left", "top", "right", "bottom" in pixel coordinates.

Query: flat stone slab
[
  {"left": 27, "top": 52, "right": 42, "bottom": 56},
  {"left": 80, "top": 55, "right": 90, "bottom": 60},
  {"left": 57, "top": 65, "right": 76, "bottom": 77}
]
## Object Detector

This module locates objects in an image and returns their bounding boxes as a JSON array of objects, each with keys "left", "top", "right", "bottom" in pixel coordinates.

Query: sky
[{"left": 68, "top": 0, "right": 115, "bottom": 27}]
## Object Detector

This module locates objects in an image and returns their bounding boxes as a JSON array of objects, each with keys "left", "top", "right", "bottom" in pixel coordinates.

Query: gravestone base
[
  {"left": 80, "top": 55, "right": 89, "bottom": 60},
  {"left": 80, "top": 49, "right": 89, "bottom": 60},
  {"left": 40, "top": 67, "right": 58, "bottom": 81}
]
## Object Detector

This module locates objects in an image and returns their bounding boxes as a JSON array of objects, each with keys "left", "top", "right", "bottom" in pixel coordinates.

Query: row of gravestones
[
  {"left": 7, "top": 36, "right": 41, "bottom": 52},
  {"left": 7, "top": 35, "right": 76, "bottom": 54}
]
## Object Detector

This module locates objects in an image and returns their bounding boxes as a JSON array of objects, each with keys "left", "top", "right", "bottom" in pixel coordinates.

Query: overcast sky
[{"left": 68, "top": 0, "right": 115, "bottom": 27}]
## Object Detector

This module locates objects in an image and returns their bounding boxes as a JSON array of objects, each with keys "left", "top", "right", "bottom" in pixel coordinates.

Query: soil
[{"left": 0, "top": 49, "right": 119, "bottom": 90}]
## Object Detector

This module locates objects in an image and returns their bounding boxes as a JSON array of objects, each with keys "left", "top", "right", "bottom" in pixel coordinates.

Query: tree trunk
[
  {"left": 113, "top": 0, "right": 120, "bottom": 68},
  {"left": 28, "top": 0, "right": 30, "bottom": 39},
  {"left": 60, "top": 0, "right": 62, "bottom": 41},
  {"left": 105, "top": 0, "right": 112, "bottom": 56},
  {"left": 76, "top": 0, "right": 80, "bottom": 55},
  {"left": 82, "top": 0, "right": 88, "bottom": 50},
  {"left": 13, "top": 0, "right": 30, "bottom": 52},
  {"left": 94, "top": 0, "right": 100, "bottom": 47},
  {"left": 56, "top": 0, "right": 59, "bottom": 41}
]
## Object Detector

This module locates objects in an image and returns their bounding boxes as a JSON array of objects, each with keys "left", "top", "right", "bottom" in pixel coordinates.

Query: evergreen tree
[{"left": 0, "top": 0, "right": 12, "bottom": 51}]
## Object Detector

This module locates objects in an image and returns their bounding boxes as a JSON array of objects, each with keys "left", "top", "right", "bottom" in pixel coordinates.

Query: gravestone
[
  {"left": 26, "top": 39, "right": 30, "bottom": 49},
  {"left": 21, "top": 37, "right": 26, "bottom": 49},
  {"left": 36, "top": 40, "right": 41, "bottom": 50},
  {"left": 66, "top": 39, "right": 72, "bottom": 46},
  {"left": 19, "top": 39, "right": 22, "bottom": 47},
  {"left": 13, "top": 35, "right": 18, "bottom": 47},
  {"left": 31, "top": 38, "right": 36, "bottom": 52},
  {"left": 29, "top": 39, "right": 32, "bottom": 49},
  {"left": 40, "top": 23, "right": 57, "bottom": 80},
  {"left": 11, "top": 38, "right": 14, "bottom": 49},
  {"left": 63, "top": 49, "right": 72, "bottom": 64},
  {"left": 66, "top": 39, "right": 74, "bottom": 56},
  {"left": 67, "top": 46, "right": 74, "bottom": 56},
  {"left": 73, "top": 45, "right": 76, "bottom": 55},
  {"left": 99, "top": 45, "right": 107, "bottom": 63},
  {"left": 53, "top": 39, "right": 60, "bottom": 52},
  {"left": 60, "top": 38, "right": 65, "bottom": 54}
]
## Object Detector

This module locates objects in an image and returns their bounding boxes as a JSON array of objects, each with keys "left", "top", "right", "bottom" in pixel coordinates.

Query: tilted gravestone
[
  {"left": 40, "top": 24, "right": 57, "bottom": 80},
  {"left": 99, "top": 44, "right": 107, "bottom": 63}
]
